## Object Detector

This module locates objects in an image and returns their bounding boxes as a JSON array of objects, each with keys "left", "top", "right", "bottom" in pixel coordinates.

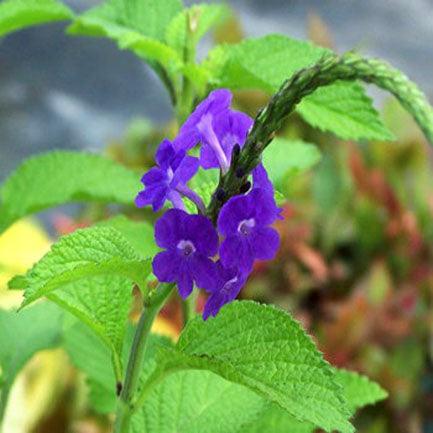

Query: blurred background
[{"left": 1, "top": 1, "right": 433, "bottom": 433}]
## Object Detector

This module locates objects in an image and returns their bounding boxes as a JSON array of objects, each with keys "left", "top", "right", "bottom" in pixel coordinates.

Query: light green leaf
[
  {"left": 262, "top": 138, "right": 321, "bottom": 191},
  {"left": 207, "top": 35, "right": 393, "bottom": 141},
  {"left": 240, "top": 404, "right": 314, "bottom": 433},
  {"left": 96, "top": 215, "right": 158, "bottom": 258},
  {"left": 0, "top": 0, "right": 73, "bottom": 38},
  {"left": 0, "top": 151, "right": 140, "bottom": 233},
  {"left": 132, "top": 371, "right": 265, "bottom": 433},
  {"left": 0, "top": 303, "right": 63, "bottom": 415},
  {"left": 149, "top": 301, "right": 353, "bottom": 433},
  {"left": 63, "top": 317, "right": 118, "bottom": 412},
  {"left": 241, "top": 368, "right": 388, "bottom": 433},
  {"left": 10, "top": 225, "right": 150, "bottom": 308},
  {"left": 67, "top": 0, "right": 182, "bottom": 69},
  {"left": 165, "top": 4, "right": 230, "bottom": 53},
  {"left": 335, "top": 368, "right": 388, "bottom": 412},
  {"left": 49, "top": 275, "right": 135, "bottom": 358}
]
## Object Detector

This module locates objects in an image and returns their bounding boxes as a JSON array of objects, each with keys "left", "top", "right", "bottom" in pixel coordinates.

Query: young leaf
[
  {"left": 165, "top": 4, "right": 231, "bottom": 53},
  {"left": 0, "top": 0, "right": 74, "bottom": 38},
  {"left": 334, "top": 368, "right": 388, "bottom": 412},
  {"left": 10, "top": 225, "right": 151, "bottom": 308},
  {"left": 206, "top": 35, "right": 393, "bottom": 141},
  {"left": 262, "top": 138, "right": 321, "bottom": 191},
  {"left": 0, "top": 303, "right": 63, "bottom": 417},
  {"left": 132, "top": 371, "right": 265, "bottom": 433},
  {"left": 0, "top": 151, "right": 141, "bottom": 234},
  {"left": 150, "top": 301, "right": 353, "bottom": 433},
  {"left": 67, "top": 0, "right": 182, "bottom": 70}
]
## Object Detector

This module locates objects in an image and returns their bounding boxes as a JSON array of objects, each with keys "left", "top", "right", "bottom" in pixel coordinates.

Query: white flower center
[
  {"left": 237, "top": 218, "right": 255, "bottom": 236},
  {"left": 177, "top": 239, "right": 196, "bottom": 256}
]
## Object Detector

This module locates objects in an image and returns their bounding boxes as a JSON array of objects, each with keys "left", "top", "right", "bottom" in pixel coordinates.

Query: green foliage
[
  {"left": 165, "top": 3, "right": 231, "bottom": 53},
  {"left": 262, "top": 138, "right": 321, "bottom": 191},
  {"left": 0, "top": 0, "right": 73, "bottom": 38},
  {"left": 0, "top": 151, "right": 140, "bottom": 233},
  {"left": 0, "top": 303, "right": 63, "bottom": 415},
  {"left": 11, "top": 225, "right": 150, "bottom": 307},
  {"left": 240, "top": 404, "right": 314, "bottom": 433},
  {"left": 132, "top": 370, "right": 265, "bottom": 433},
  {"left": 67, "top": 0, "right": 183, "bottom": 71},
  {"left": 206, "top": 35, "right": 394, "bottom": 141},
  {"left": 148, "top": 301, "right": 353, "bottom": 433},
  {"left": 63, "top": 318, "right": 119, "bottom": 412},
  {"left": 335, "top": 368, "right": 388, "bottom": 413},
  {"left": 96, "top": 215, "right": 158, "bottom": 258}
]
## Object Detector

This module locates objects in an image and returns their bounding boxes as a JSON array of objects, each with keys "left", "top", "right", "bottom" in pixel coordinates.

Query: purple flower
[
  {"left": 200, "top": 110, "right": 253, "bottom": 169},
  {"left": 203, "top": 261, "right": 248, "bottom": 320},
  {"left": 174, "top": 89, "right": 252, "bottom": 173},
  {"left": 135, "top": 139, "right": 199, "bottom": 212},
  {"left": 152, "top": 209, "right": 219, "bottom": 298},
  {"left": 217, "top": 188, "right": 281, "bottom": 273}
]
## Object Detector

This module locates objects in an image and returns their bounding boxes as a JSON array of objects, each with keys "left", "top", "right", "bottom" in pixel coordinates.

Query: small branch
[
  {"left": 206, "top": 51, "right": 433, "bottom": 222},
  {"left": 113, "top": 283, "right": 175, "bottom": 433}
]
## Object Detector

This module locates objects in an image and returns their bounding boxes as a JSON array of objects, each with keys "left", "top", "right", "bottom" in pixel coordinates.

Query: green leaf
[
  {"left": 240, "top": 404, "right": 314, "bottom": 433},
  {"left": 132, "top": 371, "right": 265, "bottom": 433},
  {"left": 262, "top": 138, "right": 321, "bottom": 191},
  {"left": 241, "top": 368, "right": 388, "bottom": 433},
  {"left": 0, "top": 151, "right": 141, "bottom": 233},
  {"left": 10, "top": 225, "right": 150, "bottom": 307},
  {"left": 335, "top": 369, "right": 388, "bottom": 412},
  {"left": 63, "top": 317, "right": 118, "bottom": 412},
  {"left": 149, "top": 301, "right": 353, "bottom": 433},
  {"left": 49, "top": 275, "right": 135, "bottom": 359},
  {"left": 207, "top": 35, "right": 393, "bottom": 141},
  {"left": 0, "top": 0, "right": 74, "bottom": 38},
  {"left": 0, "top": 303, "right": 63, "bottom": 415},
  {"left": 96, "top": 215, "right": 158, "bottom": 258},
  {"left": 297, "top": 81, "right": 394, "bottom": 141},
  {"left": 63, "top": 319, "right": 172, "bottom": 414},
  {"left": 165, "top": 4, "right": 230, "bottom": 53},
  {"left": 67, "top": 0, "right": 182, "bottom": 69}
]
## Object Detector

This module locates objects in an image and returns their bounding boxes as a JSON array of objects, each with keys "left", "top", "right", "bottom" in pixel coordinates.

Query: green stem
[
  {"left": 0, "top": 385, "right": 10, "bottom": 433},
  {"left": 113, "top": 283, "right": 174, "bottom": 433},
  {"left": 176, "top": 10, "right": 197, "bottom": 125},
  {"left": 182, "top": 288, "right": 198, "bottom": 324},
  {"left": 206, "top": 51, "right": 433, "bottom": 222}
]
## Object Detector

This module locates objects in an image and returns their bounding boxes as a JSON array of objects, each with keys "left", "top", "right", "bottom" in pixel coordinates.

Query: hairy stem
[
  {"left": 206, "top": 51, "right": 433, "bottom": 221},
  {"left": 113, "top": 283, "right": 174, "bottom": 433}
]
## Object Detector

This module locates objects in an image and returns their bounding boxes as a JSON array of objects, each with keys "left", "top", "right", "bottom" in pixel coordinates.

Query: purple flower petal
[
  {"left": 217, "top": 194, "right": 253, "bottom": 236},
  {"left": 135, "top": 185, "right": 168, "bottom": 211},
  {"left": 248, "top": 188, "right": 280, "bottom": 226},
  {"left": 219, "top": 235, "right": 254, "bottom": 273},
  {"left": 154, "top": 208, "right": 186, "bottom": 248},
  {"left": 152, "top": 250, "right": 182, "bottom": 282},
  {"left": 185, "top": 214, "right": 219, "bottom": 256},
  {"left": 155, "top": 139, "right": 176, "bottom": 169},
  {"left": 190, "top": 255, "right": 218, "bottom": 291},
  {"left": 141, "top": 167, "right": 167, "bottom": 186},
  {"left": 203, "top": 262, "right": 248, "bottom": 320},
  {"left": 170, "top": 155, "right": 199, "bottom": 186},
  {"left": 250, "top": 226, "right": 280, "bottom": 260},
  {"left": 177, "top": 266, "right": 194, "bottom": 299}
]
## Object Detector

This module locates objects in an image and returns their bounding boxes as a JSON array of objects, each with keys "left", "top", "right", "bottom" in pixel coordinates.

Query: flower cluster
[{"left": 136, "top": 89, "right": 282, "bottom": 319}]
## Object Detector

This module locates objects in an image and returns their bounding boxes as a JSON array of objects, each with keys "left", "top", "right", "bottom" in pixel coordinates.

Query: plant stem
[
  {"left": 206, "top": 51, "right": 433, "bottom": 222},
  {"left": 113, "top": 283, "right": 174, "bottom": 433}
]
